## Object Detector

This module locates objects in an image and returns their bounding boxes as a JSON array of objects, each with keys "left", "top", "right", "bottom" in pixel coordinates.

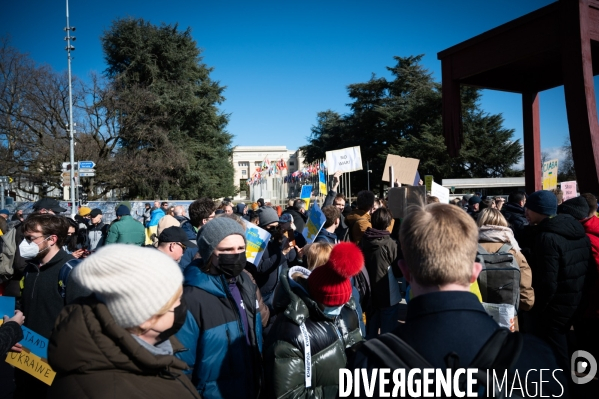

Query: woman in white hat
[{"left": 47, "top": 244, "right": 199, "bottom": 398}]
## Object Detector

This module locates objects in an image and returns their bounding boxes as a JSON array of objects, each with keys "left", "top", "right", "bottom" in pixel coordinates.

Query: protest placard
[
  {"left": 5, "top": 326, "right": 56, "bottom": 385},
  {"left": 542, "top": 159, "right": 558, "bottom": 190},
  {"left": 242, "top": 220, "right": 271, "bottom": 266},
  {"left": 431, "top": 181, "right": 450, "bottom": 203},
  {"left": 6, "top": 351, "right": 56, "bottom": 385},
  {"left": 424, "top": 175, "right": 433, "bottom": 194},
  {"left": 381, "top": 155, "right": 420, "bottom": 185},
  {"left": 561, "top": 181, "right": 577, "bottom": 201},
  {"left": 300, "top": 185, "right": 312, "bottom": 208},
  {"left": 325, "top": 146, "right": 363, "bottom": 174},
  {"left": 0, "top": 296, "right": 15, "bottom": 326},
  {"left": 319, "top": 171, "right": 327, "bottom": 196},
  {"left": 386, "top": 186, "right": 426, "bottom": 219},
  {"left": 302, "top": 203, "right": 327, "bottom": 244}
]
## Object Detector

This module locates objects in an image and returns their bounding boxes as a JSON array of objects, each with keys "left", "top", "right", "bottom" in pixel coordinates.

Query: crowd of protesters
[{"left": 0, "top": 176, "right": 597, "bottom": 398}]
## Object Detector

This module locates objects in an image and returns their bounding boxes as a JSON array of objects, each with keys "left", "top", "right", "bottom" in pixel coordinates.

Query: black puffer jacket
[
  {"left": 501, "top": 202, "right": 529, "bottom": 240},
  {"left": 359, "top": 229, "right": 400, "bottom": 309},
  {"left": 264, "top": 266, "right": 363, "bottom": 398},
  {"left": 520, "top": 214, "right": 591, "bottom": 331}
]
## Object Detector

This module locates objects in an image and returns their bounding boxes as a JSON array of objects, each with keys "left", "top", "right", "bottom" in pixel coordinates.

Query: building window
[
  {"left": 242, "top": 170, "right": 247, "bottom": 176},
  {"left": 238, "top": 162, "right": 249, "bottom": 167},
  {"left": 255, "top": 161, "right": 261, "bottom": 166},
  {"left": 289, "top": 161, "right": 294, "bottom": 166}
]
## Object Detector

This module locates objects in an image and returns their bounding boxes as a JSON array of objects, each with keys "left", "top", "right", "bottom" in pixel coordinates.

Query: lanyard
[{"left": 299, "top": 322, "right": 312, "bottom": 388}]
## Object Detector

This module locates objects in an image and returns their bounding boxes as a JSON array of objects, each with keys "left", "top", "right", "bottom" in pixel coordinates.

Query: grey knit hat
[
  {"left": 258, "top": 207, "right": 279, "bottom": 228},
  {"left": 197, "top": 217, "right": 246, "bottom": 261},
  {"left": 71, "top": 244, "right": 183, "bottom": 328}
]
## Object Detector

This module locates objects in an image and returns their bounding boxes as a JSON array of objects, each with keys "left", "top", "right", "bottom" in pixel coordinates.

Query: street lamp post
[
  {"left": 367, "top": 161, "right": 372, "bottom": 191},
  {"left": 65, "top": 0, "right": 76, "bottom": 217}
]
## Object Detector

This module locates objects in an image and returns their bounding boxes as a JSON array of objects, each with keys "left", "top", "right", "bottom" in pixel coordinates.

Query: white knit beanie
[{"left": 72, "top": 244, "right": 183, "bottom": 328}]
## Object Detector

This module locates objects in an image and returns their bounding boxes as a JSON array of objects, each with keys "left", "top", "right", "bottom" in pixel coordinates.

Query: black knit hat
[{"left": 558, "top": 196, "right": 591, "bottom": 221}]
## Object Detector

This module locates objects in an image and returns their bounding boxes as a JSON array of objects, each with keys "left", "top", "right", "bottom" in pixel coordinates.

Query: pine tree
[
  {"left": 303, "top": 55, "right": 523, "bottom": 194},
  {"left": 101, "top": 18, "right": 235, "bottom": 199}
]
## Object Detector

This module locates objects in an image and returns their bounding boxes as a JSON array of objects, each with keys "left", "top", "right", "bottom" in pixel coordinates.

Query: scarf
[
  {"left": 132, "top": 334, "right": 174, "bottom": 356},
  {"left": 363, "top": 227, "right": 390, "bottom": 239},
  {"left": 478, "top": 225, "right": 521, "bottom": 252}
]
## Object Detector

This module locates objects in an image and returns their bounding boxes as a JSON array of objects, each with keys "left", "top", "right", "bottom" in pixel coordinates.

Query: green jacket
[
  {"left": 264, "top": 266, "right": 363, "bottom": 398},
  {"left": 105, "top": 215, "right": 145, "bottom": 246}
]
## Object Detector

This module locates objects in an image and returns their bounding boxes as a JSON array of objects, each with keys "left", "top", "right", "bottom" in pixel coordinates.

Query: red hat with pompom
[{"left": 308, "top": 242, "right": 364, "bottom": 306}]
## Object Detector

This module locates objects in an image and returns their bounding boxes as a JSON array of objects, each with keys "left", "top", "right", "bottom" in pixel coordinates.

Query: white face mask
[{"left": 19, "top": 237, "right": 50, "bottom": 260}]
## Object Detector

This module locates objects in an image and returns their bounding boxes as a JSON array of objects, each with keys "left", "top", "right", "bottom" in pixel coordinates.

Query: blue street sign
[{"left": 78, "top": 161, "right": 96, "bottom": 169}]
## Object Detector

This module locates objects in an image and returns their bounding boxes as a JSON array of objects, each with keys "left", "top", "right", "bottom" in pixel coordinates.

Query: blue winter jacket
[
  {"left": 146, "top": 208, "right": 165, "bottom": 227},
  {"left": 177, "top": 218, "right": 198, "bottom": 270},
  {"left": 175, "top": 260, "right": 264, "bottom": 399}
]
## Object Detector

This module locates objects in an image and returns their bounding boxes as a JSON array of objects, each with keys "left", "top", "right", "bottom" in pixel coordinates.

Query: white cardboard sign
[{"left": 325, "top": 146, "right": 363, "bottom": 174}]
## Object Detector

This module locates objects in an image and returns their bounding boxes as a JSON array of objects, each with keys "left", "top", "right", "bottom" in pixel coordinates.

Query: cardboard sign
[
  {"left": 382, "top": 155, "right": 420, "bottom": 185},
  {"left": 5, "top": 351, "right": 56, "bottom": 386},
  {"left": 300, "top": 185, "right": 312, "bottom": 199},
  {"left": 4, "top": 325, "right": 56, "bottom": 385},
  {"left": 561, "top": 181, "right": 577, "bottom": 201},
  {"left": 302, "top": 203, "right": 327, "bottom": 244},
  {"left": 413, "top": 171, "right": 421, "bottom": 186},
  {"left": 319, "top": 171, "right": 327, "bottom": 196},
  {"left": 325, "top": 146, "right": 363, "bottom": 174},
  {"left": 0, "top": 296, "right": 15, "bottom": 326},
  {"left": 542, "top": 159, "right": 559, "bottom": 190},
  {"left": 300, "top": 185, "right": 312, "bottom": 209},
  {"left": 424, "top": 175, "right": 433, "bottom": 194},
  {"left": 386, "top": 186, "right": 426, "bottom": 219},
  {"left": 19, "top": 326, "right": 49, "bottom": 359},
  {"left": 242, "top": 220, "right": 271, "bottom": 266},
  {"left": 431, "top": 181, "right": 450, "bottom": 204}
]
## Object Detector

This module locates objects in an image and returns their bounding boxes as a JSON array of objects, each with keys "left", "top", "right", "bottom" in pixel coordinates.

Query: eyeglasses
[
  {"left": 24, "top": 235, "right": 48, "bottom": 244},
  {"left": 175, "top": 242, "right": 187, "bottom": 251}
]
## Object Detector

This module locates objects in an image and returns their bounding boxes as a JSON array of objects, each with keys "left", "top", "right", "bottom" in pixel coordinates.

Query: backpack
[
  {"left": 360, "top": 328, "right": 524, "bottom": 398},
  {"left": 58, "top": 259, "right": 84, "bottom": 301},
  {"left": 476, "top": 244, "right": 521, "bottom": 311},
  {"left": 0, "top": 228, "right": 18, "bottom": 282}
]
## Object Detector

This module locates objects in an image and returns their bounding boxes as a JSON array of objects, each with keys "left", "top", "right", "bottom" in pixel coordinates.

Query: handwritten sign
[
  {"left": 424, "top": 175, "right": 433, "bottom": 194},
  {"left": 19, "top": 326, "right": 49, "bottom": 359},
  {"left": 319, "top": 171, "right": 327, "bottom": 196},
  {"left": 325, "top": 146, "right": 363, "bottom": 174},
  {"left": 0, "top": 296, "right": 15, "bottom": 326},
  {"left": 382, "top": 155, "right": 420, "bottom": 185},
  {"left": 242, "top": 220, "right": 271, "bottom": 266},
  {"left": 302, "top": 203, "right": 327, "bottom": 244},
  {"left": 4, "top": 326, "right": 56, "bottom": 385},
  {"left": 561, "top": 181, "right": 577, "bottom": 201},
  {"left": 6, "top": 350, "right": 56, "bottom": 385},
  {"left": 542, "top": 159, "right": 558, "bottom": 190}
]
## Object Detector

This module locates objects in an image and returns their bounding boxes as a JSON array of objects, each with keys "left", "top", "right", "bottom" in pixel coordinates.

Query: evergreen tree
[
  {"left": 303, "top": 55, "right": 523, "bottom": 194},
  {"left": 101, "top": 18, "right": 235, "bottom": 199}
]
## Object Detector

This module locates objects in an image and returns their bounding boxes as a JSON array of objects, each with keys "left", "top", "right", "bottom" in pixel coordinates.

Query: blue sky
[{"left": 3, "top": 0, "right": 597, "bottom": 166}]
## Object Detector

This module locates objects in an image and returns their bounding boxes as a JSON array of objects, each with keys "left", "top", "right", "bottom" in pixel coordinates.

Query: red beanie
[{"left": 308, "top": 242, "right": 364, "bottom": 306}]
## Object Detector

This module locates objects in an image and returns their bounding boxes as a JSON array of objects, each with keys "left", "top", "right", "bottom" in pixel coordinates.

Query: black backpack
[
  {"left": 360, "top": 329, "right": 524, "bottom": 398},
  {"left": 476, "top": 244, "right": 521, "bottom": 311}
]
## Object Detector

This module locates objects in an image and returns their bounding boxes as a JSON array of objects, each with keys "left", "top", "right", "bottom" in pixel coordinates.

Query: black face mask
[
  {"left": 152, "top": 297, "right": 187, "bottom": 344},
  {"left": 215, "top": 252, "right": 247, "bottom": 278}
]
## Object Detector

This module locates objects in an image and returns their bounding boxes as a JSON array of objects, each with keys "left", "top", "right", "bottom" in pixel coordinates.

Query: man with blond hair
[{"left": 350, "top": 203, "right": 566, "bottom": 397}]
